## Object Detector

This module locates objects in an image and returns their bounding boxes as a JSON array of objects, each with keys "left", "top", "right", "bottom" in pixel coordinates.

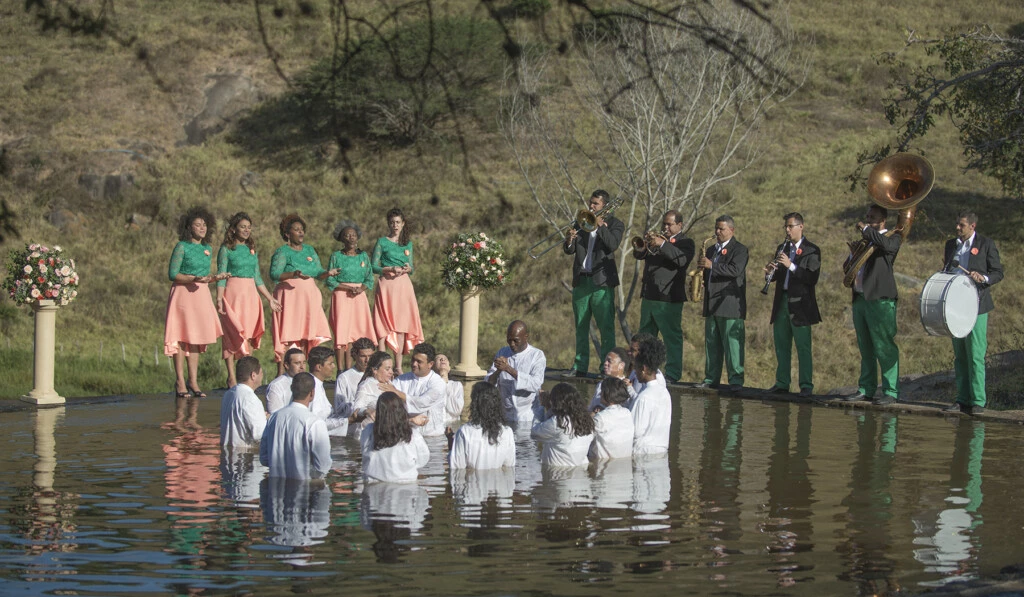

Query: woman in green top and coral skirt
[
  {"left": 216, "top": 212, "right": 282, "bottom": 387},
  {"left": 327, "top": 220, "right": 376, "bottom": 371},
  {"left": 165, "top": 206, "right": 229, "bottom": 398},
  {"left": 372, "top": 207, "right": 423, "bottom": 373},
  {"left": 269, "top": 214, "right": 338, "bottom": 375}
]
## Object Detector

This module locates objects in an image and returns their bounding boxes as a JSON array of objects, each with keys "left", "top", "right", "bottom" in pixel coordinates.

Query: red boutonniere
[
  {"left": 404, "top": 249, "right": 410, "bottom": 256},
  {"left": 203, "top": 249, "right": 210, "bottom": 256},
  {"left": 306, "top": 256, "right": 313, "bottom": 262},
  {"left": 970, "top": 247, "right": 979, "bottom": 255},
  {"left": 360, "top": 261, "right": 365, "bottom": 268},
  {"left": 721, "top": 249, "right": 728, "bottom": 255},
  {"left": 250, "top": 249, "right": 256, "bottom": 255},
  {"left": 796, "top": 248, "right": 803, "bottom": 256},
  {"left": 669, "top": 237, "right": 676, "bottom": 244}
]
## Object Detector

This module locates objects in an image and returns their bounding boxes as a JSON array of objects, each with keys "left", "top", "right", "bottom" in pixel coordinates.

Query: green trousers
[
  {"left": 703, "top": 316, "right": 744, "bottom": 386},
  {"left": 852, "top": 295, "right": 899, "bottom": 399},
  {"left": 772, "top": 293, "right": 813, "bottom": 391},
  {"left": 572, "top": 276, "right": 616, "bottom": 374},
  {"left": 638, "top": 299, "right": 683, "bottom": 381},
  {"left": 953, "top": 312, "right": 988, "bottom": 408}
]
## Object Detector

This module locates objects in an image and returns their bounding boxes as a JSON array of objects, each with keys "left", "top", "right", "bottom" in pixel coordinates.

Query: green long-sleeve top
[
  {"left": 325, "top": 250, "right": 375, "bottom": 291},
  {"left": 269, "top": 244, "right": 326, "bottom": 282},
  {"left": 216, "top": 243, "right": 266, "bottom": 288},
  {"left": 168, "top": 241, "right": 214, "bottom": 282},
  {"left": 371, "top": 237, "right": 414, "bottom": 275}
]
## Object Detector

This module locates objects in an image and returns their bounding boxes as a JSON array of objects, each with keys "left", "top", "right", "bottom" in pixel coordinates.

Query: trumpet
[
  {"left": 686, "top": 236, "right": 716, "bottom": 304},
  {"left": 527, "top": 198, "right": 623, "bottom": 259},
  {"left": 760, "top": 239, "right": 792, "bottom": 295},
  {"left": 630, "top": 229, "right": 669, "bottom": 254}
]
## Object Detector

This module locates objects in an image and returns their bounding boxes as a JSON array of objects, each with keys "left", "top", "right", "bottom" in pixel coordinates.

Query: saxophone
[{"left": 686, "top": 236, "right": 715, "bottom": 304}]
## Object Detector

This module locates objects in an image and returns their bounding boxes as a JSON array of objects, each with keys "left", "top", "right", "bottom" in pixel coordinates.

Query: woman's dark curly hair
[
  {"left": 222, "top": 212, "right": 256, "bottom": 251},
  {"left": 279, "top": 214, "right": 307, "bottom": 242},
  {"left": 548, "top": 382, "right": 595, "bottom": 437},
  {"left": 177, "top": 206, "right": 216, "bottom": 244},
  {"left": 469, "top": 382, "right": 506, "bottom": 445},
  {"left": 372, "top": 391, "right": 412, "bottom": 450},
  {"left": 385, "top": 207, "right": 410, "bottom": 246},
  {"left": 360, "top": 351, "right": 393, "bottom": 385}
]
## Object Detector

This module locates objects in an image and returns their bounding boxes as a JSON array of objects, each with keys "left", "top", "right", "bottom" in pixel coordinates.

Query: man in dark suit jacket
[
  {"left": 696, "top": 215, "right": 748, "bottom": 389},
  {"left": 764, "top": 212, "right": 821, "bottom": 397},
  {"left": 845, "top": 204, "right": 901, "bottom": 405},
  {"left": 563, "top": 190, "right": 624, "bottom": 376},
  {"left": 941, "top": 210, "right": 1003, "bottom": 416},
  {"left": 632, "top": 210, "right": 696, "bottom": 383}
]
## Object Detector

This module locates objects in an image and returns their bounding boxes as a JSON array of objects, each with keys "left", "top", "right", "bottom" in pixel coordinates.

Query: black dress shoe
[
  {"left": 765, "top": 386, "right": 790, "bottom": 394},
  {"left": 872, "top": 396, "right": 896, "bottom": 405},
  {"left": 798, "top": 387, "right": 813, "bottom": 397},
  {"left": 968, "top": 406, "right": 985, "bottom": 415},
  {"left": 841, "top": 393, "right": 868, "bottom": 402},
  {"left": 694, "top": 382, "right": 720, "bottom": 390},
  {"left": 942, "top": 403, "right": 965, "bottom": 414}
]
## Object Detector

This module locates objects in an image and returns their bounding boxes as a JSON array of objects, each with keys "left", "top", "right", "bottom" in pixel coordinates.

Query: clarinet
[{"left": 760, "top": 239, "right": 792, "bottom": 295}]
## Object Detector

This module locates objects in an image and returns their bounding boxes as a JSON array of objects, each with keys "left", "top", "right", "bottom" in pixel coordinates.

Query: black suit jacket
[
  {"left": 768, "top": 238, "right": 822, "bottom": 327},
  {"left": 703, "top": 238, "right": 748, "bottom": 319},
  {"left": 943, "top": 233, "right": 1003, "bottom": 314},
  {"left": 563, "top": 216, "right": 625, "bottom": 288},
  {"left": 852, "top": 226, "right": 901, "bottom": 301},
  {"left": 634, "top": 232, "right": 696, "bottom": 302}
]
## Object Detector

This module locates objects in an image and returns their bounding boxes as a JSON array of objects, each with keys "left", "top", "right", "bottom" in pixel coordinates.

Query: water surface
[{"left": 2, "top": 388, "right": 1023, "bottom": 596}]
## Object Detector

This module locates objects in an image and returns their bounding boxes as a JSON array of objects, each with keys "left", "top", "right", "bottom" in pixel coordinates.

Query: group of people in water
[{"left": 218, "top": 319, "right": 670, "bottom": 482}]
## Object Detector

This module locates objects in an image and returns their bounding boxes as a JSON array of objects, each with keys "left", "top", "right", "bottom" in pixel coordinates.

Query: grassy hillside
[{"left": 0, "top": 0, "right": 1020, "bottom": 399}]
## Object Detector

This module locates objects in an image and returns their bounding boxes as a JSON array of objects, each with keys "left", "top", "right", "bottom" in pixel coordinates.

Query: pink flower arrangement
[
  {"left": 441, "top": 232, "right": 509, "bottom": 291},
  {"left": 3, "top": 243, "right": 80, "bottom": 307}
]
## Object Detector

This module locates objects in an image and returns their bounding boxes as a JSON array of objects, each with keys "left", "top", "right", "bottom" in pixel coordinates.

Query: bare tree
[{"left": 501, "top": 2, "right": 801, "bottom": 338}]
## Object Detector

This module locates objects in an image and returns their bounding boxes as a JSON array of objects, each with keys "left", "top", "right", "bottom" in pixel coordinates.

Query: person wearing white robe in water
[
  {"left": 629, "top": 336, "right": 671, "bottom": 456},
  {"left": 361, "top": 392, "right": 430, "bottom": 483},
  {"left": 589, "top": 377, "right": 634, "bottom": 460},
  {"left": 392, "top": 343, "right": 447, "bottom": 437},
  {"left": 448, "top": 382, "right": 515, "bottom": 470},
  {"left": 220, "top": 356, "right": 268, "bottom": 449},
  {"left": 487, "top": 320, "right": 546, "bottom": 425},
  {"left": 434, "top": 354, "right": 465, "bottom": 425},
  {"left": 260, "top": 372, "right": 332, "bottom": 479},
  {"left": 531, "top": 382, "right": 595, "bottom": 468}
]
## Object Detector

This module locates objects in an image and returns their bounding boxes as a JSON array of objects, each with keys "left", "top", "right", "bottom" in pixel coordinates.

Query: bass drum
[{"left": 919, "top": 273, "right": 979, "bottom": 338}]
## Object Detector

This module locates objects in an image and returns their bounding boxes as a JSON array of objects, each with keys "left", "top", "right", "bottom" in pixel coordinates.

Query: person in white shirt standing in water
[
  {"left": 220, "top": 356, "right": 267, "bottom": 449},
  {"left": 486, "top": 320, "right": 547, "bottom": 427},
  {"left": 327, "top": 337, "right": 376, "bottom": 436},
  {"left": 266, "top": 347, "right": 306, "bottom": 414},
  {"left": 260, "top": 372, "right": 332, "bottom": 479},
  {"left": 589, "top": 377, "right": 634, "bottom": 460},
  {"left": 447, "top": 382, "right": 515, "bottom": 470},
  {"left": 629, "top": 336, "right": 671, "bottom": 456},
  {"left": 306, "top": 346, "right": 336, "bottom": 423},
  {"left": 392, "top": 343, "right": 447, "bottom": 437}
]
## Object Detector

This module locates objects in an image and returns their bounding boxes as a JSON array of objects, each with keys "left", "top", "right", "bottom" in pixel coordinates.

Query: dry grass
[{"left": 0, "top": 0, "right": 1021, "bottom": 398}]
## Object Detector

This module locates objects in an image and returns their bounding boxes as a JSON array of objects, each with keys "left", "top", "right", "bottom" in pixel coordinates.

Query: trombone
[{"left": 527, "top": 198, "right": 623, "bottom": 259}]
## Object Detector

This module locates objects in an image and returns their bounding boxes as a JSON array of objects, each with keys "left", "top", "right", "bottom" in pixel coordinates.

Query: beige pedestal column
[
  {"left": 451, "top": 288, "right": 487, "bottom": 379},
  {"left": 21, "top": 299, "right": 66, "bottom": 406}
]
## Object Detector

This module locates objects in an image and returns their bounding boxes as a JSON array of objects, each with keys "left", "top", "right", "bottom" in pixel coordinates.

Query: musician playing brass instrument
[
  {"left": 843, "top": 205, "right": 901, "bottom": 405},
  {"left": 631, "top": 210, "right": 695, "bottom": 383},
  {"left": 941, "top": 211, "right": 1003, "bottom": 416},
  {"left": 763, "top": 213, "right": 821, "bottom": 398}
]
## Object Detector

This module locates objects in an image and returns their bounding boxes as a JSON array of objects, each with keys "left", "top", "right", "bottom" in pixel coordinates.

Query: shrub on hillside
[{"left": 295, "top": 17, "right": 505, "bottom": 145}]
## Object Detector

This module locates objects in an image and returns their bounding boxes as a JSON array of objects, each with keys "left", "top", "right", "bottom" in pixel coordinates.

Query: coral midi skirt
[
  {"left": 219, "top": 277, "right": 266, "bottom": 359},
  {"left": 373, "top": 274, "right": 423, "bottom": 355},
  {"left": 330, "top": 287, "right": 375, "bottom": 348},
  {"left": 164, "top": 282, "right": 223, "bottom": 356},
  {"left": 271, "top": 277, "right": 332, "bottom": 362}
]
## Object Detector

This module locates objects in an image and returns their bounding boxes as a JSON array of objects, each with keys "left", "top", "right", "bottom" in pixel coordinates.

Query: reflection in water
[
  {"left": 261, "top": 477, "right": 331, "bottom": 566},
  {"left": 764, "top": 404, "right": 815, "bottom": 588},
  {"left": 360, "top": 482, "right": 430, "bottom": 563},
  {"left": 162, "top": 422, "right": 221, "bottom": 558},
  {"left": 220, "top": 449, "right": 266, "bottom": 507},
  {"left": 839, "top": 412, "right": 901, "bottom": 596},
  {"left": 451, "top": 468, "right": 516, "bottom": 557},
  {"left": 699, "top": 397, "right": 745, "bottom": 573},
  {"left": 914, "top": 419, "right": 985, "bottom": 585}
]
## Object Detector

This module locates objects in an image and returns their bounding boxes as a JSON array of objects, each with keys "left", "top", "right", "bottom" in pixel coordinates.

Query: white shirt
[
  {"left": 487, "top": 344, "right": 547, "bottom": 423},
  {"left": 448, "top": 423, "right": 516, "bottom": 470},
  {"left": 310, "top": 376, "right": 333, "bottom": 420},
  {"left": 265, "top": 373, "right": 293, "bottom": 414},
  {"left": 350, "top": 376, "right": 383, "bottom": 436},
  {"left": 360, "top": 423, "right": 430, "bottom": 483},
  {"left": 531, "top": 415, "right": 594, "bottom": 468},
  {"left": 589, "top": 404, "right": 634, "bottom": 460},
  {"left": 955, "top": 232, "right": 976, "bottom": 271},
  {"left": 629, "top": 376, "right": 672, "bottom": 456},
  {"left": 336, "top": 367, "right": 364, "bottom": 405},
  {"left": 260, "top": 401, "right": 332, "bottom": 479},
  {"left": 444, "top": 380, "right": 466, "bottom": 424},
  {"left": 588, "top": 376, "right": 637, "bottom": 411},
  {"left": 220, "top": 383, "right": 267, "bottom": 449},
  {"left": 393, "top": 370, "right": 447, "bottom": 437}
]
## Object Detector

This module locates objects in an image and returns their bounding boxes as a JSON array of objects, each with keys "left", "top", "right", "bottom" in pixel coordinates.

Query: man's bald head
[{"left": 507, "top": 320, "right": 529, "bottom": 354}]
